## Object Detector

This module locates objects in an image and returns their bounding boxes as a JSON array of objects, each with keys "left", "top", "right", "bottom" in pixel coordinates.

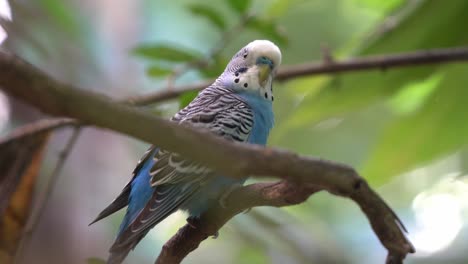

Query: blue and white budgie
[{"left": 91, "top": 40, "right": 282, "bottom": 263}]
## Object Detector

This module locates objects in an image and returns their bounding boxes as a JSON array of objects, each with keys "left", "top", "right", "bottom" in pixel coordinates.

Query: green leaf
[
  {"left": 179, "top": 90, "right": 199, "bottom": 109},
  {"left": 265, "top": 0, "right": 303, "bottom": 19},
  {"left": 145, "top": 65, "right": 172, "bottom": 78},
  {"left": 246, "top": 18, "right": 288, "bottom": 46},
  {"left": 274, "top": 0, "right": 468, "bottom": 184},
  {"left": 188, "top": 4, "right": 226, "bottom": 31},
  {"left": 227, "top": 0, "right": 251, "bottom": 14},
  {"left": 388, "top": 73, "right": 441, "bottom": 115},
  {"left": 281, "top": 0, "right": 468, "bottom": 129},
  {"left": 133, "top": 44, "right": 201, "bottom": 62},
  {"left": 236, "top": 246, "right": 268, "bottom": 264},
  {"left": 40, "top": 0, "right": 79, "bottom": 35},
  {"left": 199, "top": 55, "right": 228, "bottom": 78},
  {"left": 352, "top": 0, "right": 405, "bottom": 12},
  {"left": 363, "top": 64, "right": 468, "bottom": 184},
  {"left": 86, "top": 257, "right": 106, "bottom": 264}
]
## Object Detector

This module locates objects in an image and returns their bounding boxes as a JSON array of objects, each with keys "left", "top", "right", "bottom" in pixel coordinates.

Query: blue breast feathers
[{"left": 237, "top": 91, "right": 274, "bottom": 145}]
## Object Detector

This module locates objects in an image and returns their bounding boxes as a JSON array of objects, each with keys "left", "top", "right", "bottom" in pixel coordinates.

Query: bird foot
[
  {"left": 218, "top": 183, "right": 244, "bottom": 208},
  {"left": 187, "top": 217, "right": 219, "bottom": 238},
  {"left": 186, "top": 216, "right": 200, "bottom": 229}
]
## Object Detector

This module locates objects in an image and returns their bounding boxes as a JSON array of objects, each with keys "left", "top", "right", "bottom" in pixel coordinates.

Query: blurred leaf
[
  {"left": 227, "top": 0, "right": 251, "bottom": 14},
  {"left": 286, "top": 0, "right": 468, "bottom": 126},
  {"left": 133, "top": 44, "right": 201, "bottom": 62},
  {"left": 145, "top": 65, "right": 172, "bottom": 78},
  {"left": 86, "top": 257, "right": 106, "bottom": 264},
  {"left": 353, "top": 0, "right": 405, "bottom": 12},
  {"left": 265, "top": 0, "right": 304, "bottom": 18},
  {"left": 275, "top": 0, "right": 468, "bottom": 185},
  {"left": 363, "top": 64, "right": 468, "bottom": 184},
  {"left": 179, "top": 90, "right": 199, "bottom": 109},
  {"left": 0, "top": 131, "right": 50, "bottom": 263},
  {"left": 247, "top": 18, "right": 288, "bottom": 46},
  {"left": 188, "top": 4, "right": 226, "bottom": 31},
  {"left": 236, "top": 246, "right": 268, "bottom": 264},
  {"left": 199, "top": 55, "right": 228, "bottom": 78},
  {"left": 39, "top": 0, "right": 80, "bottom": 35},
  {"left": 388, "top": 72, "right": 441, "bottom": 115}
]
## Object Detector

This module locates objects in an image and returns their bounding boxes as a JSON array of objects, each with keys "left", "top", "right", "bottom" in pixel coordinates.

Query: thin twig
[
  {"left": 127, "top": 46, "right": 468, "bottom": 105},
  {"left": 0, "top": 118, "right": 76, "bottom": 144},
  {"left": 2, "top": 46, "right": 467, "bottom": 136},
  {"left": 13, "top": 127, "right": 81, "bottom": 264}
]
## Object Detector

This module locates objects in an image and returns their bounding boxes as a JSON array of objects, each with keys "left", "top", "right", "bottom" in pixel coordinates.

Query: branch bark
[
  {"left": 155, "top": 180, "right": 413, "bottom": 264},
  {"left": 156, "top": 181, "right": 321, "bottom": 264},
  {"left": 0, "top": 51, "right": 418, "bottom": 262}
]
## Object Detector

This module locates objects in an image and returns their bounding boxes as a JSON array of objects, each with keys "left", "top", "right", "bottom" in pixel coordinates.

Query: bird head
[{"left": 221, "top": 40, "right": 282, "bottom": 101}]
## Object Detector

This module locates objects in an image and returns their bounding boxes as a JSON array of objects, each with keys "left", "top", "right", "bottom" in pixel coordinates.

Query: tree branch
[
  {"left": 127, "top": 46, "right": 468, "bottom": 105},
  {"left": 155, "top": 180, "right": 412, "bottom": 264},
  {"left": 0, "top": 118, "right": 76, "bottom": 144},
  {"left": 0, "top": 50, "right": 415, "bottom": 262},
  {"left": 164, "top": 179, "right": 417, "bottom": 263},
  {"left": 5, "top": 46, "right": 468, "bottom": 137},
  {"left": 156, "top": 181, "right": 321, "bottom": 264}
]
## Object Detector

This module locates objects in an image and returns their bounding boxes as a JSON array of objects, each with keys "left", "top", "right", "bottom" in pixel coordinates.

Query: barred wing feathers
[{"left": 109, "top": 86, "right": 254, "bottom": 255}]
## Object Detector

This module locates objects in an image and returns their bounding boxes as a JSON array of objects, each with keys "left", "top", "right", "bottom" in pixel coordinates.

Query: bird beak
[{"left": 258, "top": 64, "right": 272, "bottom": 86}]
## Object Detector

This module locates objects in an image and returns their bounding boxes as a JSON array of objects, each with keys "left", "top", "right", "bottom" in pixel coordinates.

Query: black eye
[{"left": 243, "top": 54, "right": 248, "bottom": 59}]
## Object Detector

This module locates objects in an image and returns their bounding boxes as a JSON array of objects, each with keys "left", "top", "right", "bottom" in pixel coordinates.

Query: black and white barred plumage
[{"left": 92, "top": 40, "right": 282, "bottom": 264}]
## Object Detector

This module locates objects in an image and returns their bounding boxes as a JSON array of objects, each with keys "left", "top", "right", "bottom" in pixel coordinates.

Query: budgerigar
[{"left": 91, "top": 40, "right": 282, "bottom": 264}]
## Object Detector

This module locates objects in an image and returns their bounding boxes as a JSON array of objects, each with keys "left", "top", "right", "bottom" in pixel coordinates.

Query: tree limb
[
  {"left": 127, "top": 46, "right": 468, "bottom": 105},
  {"left": 155, "top": 180, "right": 413, "bottom": 264},
  {"left": 0, "top": 51, "right": 417, "bottom": 262},
  {"left": 156, "top": 181, "right": 321, "bottom": 264},
  {"left": 5, "top": 46, "right": 468, "bottom": 137}
]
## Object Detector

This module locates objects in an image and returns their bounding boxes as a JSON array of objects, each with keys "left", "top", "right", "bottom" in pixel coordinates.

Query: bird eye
[{"left": 242, "top": 48, "right": 248, "bottom": 59}]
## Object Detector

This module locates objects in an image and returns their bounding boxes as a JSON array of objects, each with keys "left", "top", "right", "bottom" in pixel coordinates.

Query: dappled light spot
[
  {"left": 410, "top": 178, "right": 468, "bottom": 256},
  {"left": 0, "top": 92, "right": 10, "bottom": 132},
  {"left": 0, "top": 0, "right": 11, "bottom": 44}
]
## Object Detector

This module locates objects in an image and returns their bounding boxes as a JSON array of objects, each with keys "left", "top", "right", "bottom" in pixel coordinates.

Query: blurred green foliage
[{"left": 274, "top": 0, "right": 468, "bottom": 184}]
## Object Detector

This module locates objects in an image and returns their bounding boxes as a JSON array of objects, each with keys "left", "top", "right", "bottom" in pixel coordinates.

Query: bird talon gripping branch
[{"left": 218, "top": 183, "right": 244, "bottom": 208}]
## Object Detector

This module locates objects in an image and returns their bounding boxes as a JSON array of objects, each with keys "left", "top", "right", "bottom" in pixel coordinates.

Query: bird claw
[
  {"left": 218, "top": 183, "right": 243, "bottom": 208},
  {"left": 187, "top": 217, "right": 218, "bottom": 238},
  {"left": 186, "top": 217, "right": 200, "bottom": 229}
]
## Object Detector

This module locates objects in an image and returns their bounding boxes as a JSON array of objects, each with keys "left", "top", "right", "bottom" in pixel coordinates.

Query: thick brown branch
[
  {"left": 156, "top": 181, "right": 320, "bottom": 264},
  {"left": 156, "top": 180, "right": 413, "bottom": 264},
  {"left": 0, "top": 51, "right": 416, "bottom": 262},
  {"left": 6, "top": 46, "right": 468, "bottom": 136}
]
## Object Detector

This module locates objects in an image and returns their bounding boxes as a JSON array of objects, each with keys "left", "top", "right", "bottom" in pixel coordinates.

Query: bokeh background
[{"left": 1, "top": 0, "right": 468, "bottom": 263}]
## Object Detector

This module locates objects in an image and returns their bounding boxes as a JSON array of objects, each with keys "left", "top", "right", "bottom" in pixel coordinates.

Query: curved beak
[{"left": 258, "top": 64, "right": 272, "bottom": 86}]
